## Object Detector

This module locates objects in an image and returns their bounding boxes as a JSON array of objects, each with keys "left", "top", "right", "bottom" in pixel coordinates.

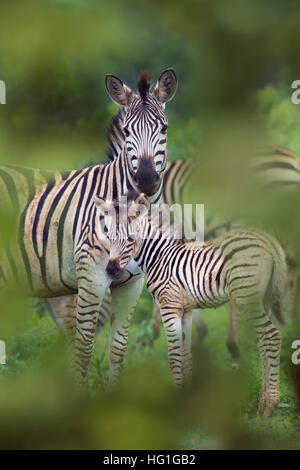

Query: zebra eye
[
  {"left": 128, "top": 235, "right": 135, "bottom": 242},
  {"left": 123, "top": 127, "right": 130, "bottom": 137},
  {"left": 161, "top": 124, "right": 168, "bottom": 134}
]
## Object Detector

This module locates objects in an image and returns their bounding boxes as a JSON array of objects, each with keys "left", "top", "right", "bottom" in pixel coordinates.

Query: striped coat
[
  {"left": 43, "top": 133, "right": 300, "bottom": 354},
  {"left": 0, "top": 69, "right": 178, "bottom": 385},
  {"left": 101, "top": 192, "right": 287, "bottom": 417},
  {"left": 42, "top": 102, "right": 300, "bottom": 348}
]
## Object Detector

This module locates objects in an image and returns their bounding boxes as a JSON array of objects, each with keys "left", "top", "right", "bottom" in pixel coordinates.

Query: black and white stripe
[
  {"left": 0, "top": 70, "right": 178, "bottom": 386},
  {"left": 44, "top": 100, "right": 300, "bottom": 352},
  {"left": 106, "top": 193, "right": 287, "bottom": 417}
]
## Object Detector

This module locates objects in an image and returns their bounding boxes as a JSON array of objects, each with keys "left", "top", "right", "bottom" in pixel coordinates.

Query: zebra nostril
[{"left": 133, "top": 162, "right": 161, "bottom": 196}]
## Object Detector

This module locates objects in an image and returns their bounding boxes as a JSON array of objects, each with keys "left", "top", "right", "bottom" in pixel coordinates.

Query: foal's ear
[
  {"left": 105, "top": 75, "right": 134, "bottom": 106},
  {"left": 129, "top": 193, "right": 150, "bottom": 220},
  {"left": 154, "top": 69, "right": 177, "bottom": 103},
  {"left": 94, "top": 195, "right": 113, "bottom": 216}
]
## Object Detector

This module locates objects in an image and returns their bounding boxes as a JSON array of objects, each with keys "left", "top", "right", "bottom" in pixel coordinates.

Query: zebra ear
[
  {"left": 105, "top": 75, "right": 134, "bottom": 106},
  {"left": 94, "top": 196, "right": 113, "bottom": 216},
  {"left": 129, "top": 193, "right": 149, "bottom": 220},
  {"left": 154, "top": 69, "right": 177, "bottom": 103}
]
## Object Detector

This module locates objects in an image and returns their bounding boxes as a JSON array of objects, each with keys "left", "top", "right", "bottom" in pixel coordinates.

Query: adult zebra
[
  {"left": 0, "top": 69, "right": 178, "bottom": 386},
  {"left": 99, "top": 191, "right": 287, "bottom": 417}
]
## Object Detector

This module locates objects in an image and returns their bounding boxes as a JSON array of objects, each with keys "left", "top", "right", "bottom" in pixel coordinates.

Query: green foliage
[
  {"left": 256, "top": 84, "right": 300, "bottom": 152},
  {"left": 1, "top": 0, "right": 300, "bottom": 450},
  {"left": 1, "top": 295, "right": 300, "bottom": 449}
]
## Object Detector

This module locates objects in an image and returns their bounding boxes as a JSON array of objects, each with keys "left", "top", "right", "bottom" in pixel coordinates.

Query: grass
[{"left": 1, "top": 287, "right": 300, "bottom": 449}]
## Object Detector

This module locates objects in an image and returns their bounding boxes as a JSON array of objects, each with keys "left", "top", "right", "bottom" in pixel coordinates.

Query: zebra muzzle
[
  {"left": 106, "top": 259, "right": 124, "bottom": 280},
  {"left": 133, "top": 159, "right": 161, "bottom": 196}
]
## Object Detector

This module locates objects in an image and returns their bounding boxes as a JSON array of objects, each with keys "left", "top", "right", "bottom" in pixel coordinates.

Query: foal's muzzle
[{"left": 106, "top": 259, "right": 124, "bottom": 280}]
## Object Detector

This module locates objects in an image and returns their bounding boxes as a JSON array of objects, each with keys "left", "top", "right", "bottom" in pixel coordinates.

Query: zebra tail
[{"left": 272, "top": 298, "right": 285, "bottom": 325}]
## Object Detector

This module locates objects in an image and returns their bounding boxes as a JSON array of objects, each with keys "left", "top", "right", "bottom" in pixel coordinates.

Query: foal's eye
[
  {"left": 123, "top": 127, "right": 130, "bottom": 137},
  {"left": 128, "top": 235, "right": 135, "bottom": 242},
  {"left": 161, "top": 125, "right": 168, "bottom": 134}
]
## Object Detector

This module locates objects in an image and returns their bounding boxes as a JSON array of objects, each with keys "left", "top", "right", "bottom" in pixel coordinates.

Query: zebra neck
[
  {"left": 107, "top": 107, "right": 126, "bottom": 162},
  {"left": 134, "top": 221, "right": 182, "bottom": 274}
]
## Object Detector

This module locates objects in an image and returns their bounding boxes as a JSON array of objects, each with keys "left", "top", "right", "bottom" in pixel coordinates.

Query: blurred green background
[{"left": 1, "top": 0, "right": 300, "bottom": 449}]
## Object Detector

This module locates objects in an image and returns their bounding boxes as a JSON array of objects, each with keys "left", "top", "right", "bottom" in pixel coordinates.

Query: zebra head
[
  {"left": 94, "top": 192, "right": 149, "bottom": 279},
  {"left": 105, "top": 70, "right": 177, "bottom": 196}
]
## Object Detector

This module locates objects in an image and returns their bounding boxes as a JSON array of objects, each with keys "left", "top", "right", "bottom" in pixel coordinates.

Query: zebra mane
[
  {"left": 106, "top": 108, "right": 126, "bottom": 162},
  {"left": 106, "top": 71, "right": 152, "bottom": 162},
  {"left": 137, "top": 70, "right": 152, "bottom": 102}
]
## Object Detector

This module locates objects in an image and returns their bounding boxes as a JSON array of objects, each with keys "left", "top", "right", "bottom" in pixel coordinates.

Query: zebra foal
[{"left": 100, "top": 192, "right": 287, "bottom": 416}]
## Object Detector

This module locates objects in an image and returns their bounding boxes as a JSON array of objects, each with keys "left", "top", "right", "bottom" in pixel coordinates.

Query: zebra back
[{"left": 251, "top": 145, "right": 300, "bottom": 187}]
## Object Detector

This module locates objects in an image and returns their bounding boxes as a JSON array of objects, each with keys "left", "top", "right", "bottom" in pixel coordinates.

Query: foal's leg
[
  {"left": 109, "top": 276, "right": 144, "bottom": 388},
  {"left": 284, "top": 248, "right": 298, "bottom": 322},
  {"left": 226, "top": 302, "right": 240, "bottom": 359},
  {"left": 182, "top": 311, "right": 193, "bottom": 385},
  {"left": 238, "top": 300, "right": 281, "bottom": 417},
  {"left": 192, "top": 309, "right": 208, "bottom": 339},
  {"left": 159, "top": 293, "right": 185, "bottom": 388},
  {"left": 257, "top": 322, "right": 281, "bottom": 417},
  {"left": 285, "top": 264, "right": 299, "bottom": 322}
]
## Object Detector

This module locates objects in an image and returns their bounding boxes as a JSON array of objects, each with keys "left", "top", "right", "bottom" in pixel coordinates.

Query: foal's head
[{"left": 95, "top": 191, "right": 149, "bottom": 279}]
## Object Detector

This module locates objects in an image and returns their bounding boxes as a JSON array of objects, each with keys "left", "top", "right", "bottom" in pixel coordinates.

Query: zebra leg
[
  {"left": 109, "top": 276, "right": 144, "bottom": 388},
  {"left": 257, "top": 324, "right": 281, "bottom": 417},
  {"left": 226, "top": 302, "right": 240, "bottom": 359},
  {"left": 160, "top": 297, "right": 184, "bottom": 388},
  {"left": 285, "top": 248, "right": 299, "bottom": 322},
  {"left": 96, "top": 288, "right": 112, "bottom": 334},
  {"left": 285, "top": 263, "right": 299, "bottom": 322},
  {"left": 182, "top": 311, "right": 193, "bottom": 386},
  {"left": 151, "top": 301, "right": 161, "bottom": 341},
  {"left": 42, "top": 295, "right": 77, "bottom": 342},
  {"left": 192, "top": 309, "right": 208, "bottom": 339},
  {"left": 74, "top": 277, "right": 110, "bottom": 388},
  {"left": 239, "top": 301, "right": 281, "bottom": 417}
]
